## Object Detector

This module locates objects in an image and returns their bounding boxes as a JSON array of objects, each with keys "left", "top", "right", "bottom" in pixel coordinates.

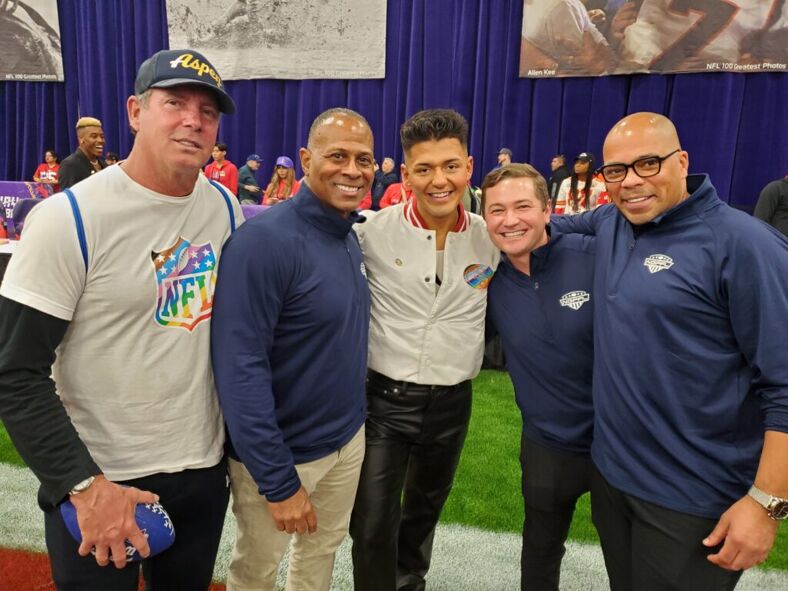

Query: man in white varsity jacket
[{"left": 349, "top": 109, "right": 499, "bottom": 591}]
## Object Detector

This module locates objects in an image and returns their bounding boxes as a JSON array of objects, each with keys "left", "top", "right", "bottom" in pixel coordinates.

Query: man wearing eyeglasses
[{"left": 551, "top": 112, "right": 788, "bottom": 591}]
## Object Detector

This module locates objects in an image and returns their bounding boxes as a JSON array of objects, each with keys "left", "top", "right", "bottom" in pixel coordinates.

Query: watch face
[
  {"left": 71, "top": 476, "right": 95, "bottom": 494},
  {"left": 771, "top": 501, "right": 788, "bottom": 521}
]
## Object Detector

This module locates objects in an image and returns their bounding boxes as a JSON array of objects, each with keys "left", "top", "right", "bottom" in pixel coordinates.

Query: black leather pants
[{"left": 350, "top": 370, "right": 472, "bottom": 591}]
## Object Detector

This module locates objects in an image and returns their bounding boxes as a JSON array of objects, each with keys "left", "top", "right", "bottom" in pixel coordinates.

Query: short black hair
[
  {"left": 400, "top": 109, "right": 469, "bottom": 156},
  {"left": 105, "top": 152, "right": 119, "bottom": 162},
  {"left": 214, "top": 142, "right": 228, "bottom": 152}
]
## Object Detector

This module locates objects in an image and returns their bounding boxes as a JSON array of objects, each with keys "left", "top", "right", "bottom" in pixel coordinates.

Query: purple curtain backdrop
[{"left": 0, "top": 0, "right": 785, "bottom": 210}]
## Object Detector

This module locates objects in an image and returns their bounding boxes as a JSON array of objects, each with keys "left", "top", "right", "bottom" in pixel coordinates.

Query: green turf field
[
  {"left": 1, "top": 370, "right": 785, "bottom": 569},
  {"left": 442, "top": 370, "right": 788, "bottom": 571},
  {"left": 0, "top": 425, "right": 22, "bottom": 467}
]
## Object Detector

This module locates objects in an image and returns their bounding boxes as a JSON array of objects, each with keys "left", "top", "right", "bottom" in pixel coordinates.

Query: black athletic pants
[
  {"left": 350, "top": 370, "right": 472, "bottom": 591},
  {"left": 45, "top": 458, "right": 229, "bottom": 591},
  {"left": 591, "top": 466, "right": 743, "bottom": 591},
  {"left": 520, "top": 435, "right": 592, "bottom": 591}
]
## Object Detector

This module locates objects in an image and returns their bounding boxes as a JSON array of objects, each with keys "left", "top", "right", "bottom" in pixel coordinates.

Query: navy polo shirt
[{"left": 487, "top": 232, "right": 595, "bottom": 455}]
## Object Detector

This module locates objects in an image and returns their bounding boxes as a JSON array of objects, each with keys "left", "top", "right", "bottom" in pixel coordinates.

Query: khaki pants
[{"left": 227, "top": 425, "right": 365, "bottom": 591}]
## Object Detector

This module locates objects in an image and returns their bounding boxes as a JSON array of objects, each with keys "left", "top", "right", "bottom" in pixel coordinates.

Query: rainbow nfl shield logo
[
  {"left": 463, "top": 264, "right": 494, "bottom": 289},
  {"left": 151, "top": 237, "right": 217, "bottom": 331}
]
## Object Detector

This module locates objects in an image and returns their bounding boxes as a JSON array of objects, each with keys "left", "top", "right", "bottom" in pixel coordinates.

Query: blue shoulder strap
[
  {"left": 208, "top": 180, "right": 236, "bottom": 232},
  {"left": 64, "top": 188, "right": 88, "bottom": 272},
  {"left": 64, "top": 181, "right": 235, "bottom": 274}
]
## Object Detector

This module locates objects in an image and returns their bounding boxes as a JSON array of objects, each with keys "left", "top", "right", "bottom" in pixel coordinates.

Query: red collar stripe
[{"left": 403, "top": 199, "right": 468, "bottom": 232}]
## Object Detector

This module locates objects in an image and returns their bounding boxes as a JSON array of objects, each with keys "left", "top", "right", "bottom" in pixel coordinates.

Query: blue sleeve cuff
[{"left": 263, "top": 470, "right": 302, "bottom": 502}]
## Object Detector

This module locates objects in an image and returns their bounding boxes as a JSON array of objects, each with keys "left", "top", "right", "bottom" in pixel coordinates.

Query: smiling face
[
  {"left": 402, "top": 138, "right": 473, "bottom": 228},
  {"left": 484, "top": 176, "right": 550, "bottom": 262},
  {"left": 127, "top": 86, "right": 220, "bottom": 181},
  {"left": 77, "top": 126, "right": 105, "bottom": 159},
  {"left": 603, "top": 113, "right": 689, "bottom": 225},
  {"left": 300, "top": 113, "right": 375, "bottom": 215}
]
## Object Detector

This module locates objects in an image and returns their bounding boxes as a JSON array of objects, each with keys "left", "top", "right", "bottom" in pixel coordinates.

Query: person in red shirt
[
  {"left": 33, "top": 150, "right": 60, "bottom": 193},
  {"left": 358, "top": 190, "right": 372, "bottom": 211},
  {"left": 204, "top": 142, "right": 239, "bottom": 195},
  {"left": 262, "top": 156, "right": 300, "bottom": 205},
  {"left": 378, "top": 182, "right": 413, "bottom": 208}
]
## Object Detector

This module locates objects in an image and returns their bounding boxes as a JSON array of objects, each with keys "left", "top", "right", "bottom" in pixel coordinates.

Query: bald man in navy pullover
[{"left": 552, "top": 112, "right": 788, "bottom": 591}]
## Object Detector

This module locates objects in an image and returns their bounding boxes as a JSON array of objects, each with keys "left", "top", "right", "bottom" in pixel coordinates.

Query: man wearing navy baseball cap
[
  {"left": 134, "top": 49, "right": 236, "bottom": 114},
  {"left": 238, "top": 153, "right": 263, "bottom": 204},
  {"left": 0, "top": 48, "right": 242, "bottom": 590},
  {"left": 497, "top": 147, "right": 513, "bottom": 166}
]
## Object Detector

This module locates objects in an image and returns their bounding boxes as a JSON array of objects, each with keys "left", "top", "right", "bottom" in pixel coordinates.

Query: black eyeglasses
[{"left": 597, "top": 149, "right": 680, "bottom": 183}]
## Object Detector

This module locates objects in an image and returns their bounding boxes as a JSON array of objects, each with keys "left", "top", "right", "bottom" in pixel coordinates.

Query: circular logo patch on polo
[{"left": 463, "top": 264, "right": 494, "bottom": 289}]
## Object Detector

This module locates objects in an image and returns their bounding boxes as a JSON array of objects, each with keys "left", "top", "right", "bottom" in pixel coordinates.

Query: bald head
[
  {"left": 602, "top": 112, "right": 689, "bottom": 225},
  {"left": 604, "top": 112, "right": 681, "bottom": 154},
  {"left": 300, "top": 107, "right": 375, "bottom": 215},
  {"left": 307, "top": 108, "right": 372, "bottom": 149}
]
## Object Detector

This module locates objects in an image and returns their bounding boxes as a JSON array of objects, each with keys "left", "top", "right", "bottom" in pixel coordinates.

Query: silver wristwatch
[
  {"left": 748, "top": 485, "right": 788, "bottom": 521},
  {"left": 69, "top": 476, "right": 96, "bottom": 496}
]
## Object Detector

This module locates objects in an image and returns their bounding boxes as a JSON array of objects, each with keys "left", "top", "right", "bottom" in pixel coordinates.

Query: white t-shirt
[{"left": 0, "top": 164, "right": 243, "bottom": 481}]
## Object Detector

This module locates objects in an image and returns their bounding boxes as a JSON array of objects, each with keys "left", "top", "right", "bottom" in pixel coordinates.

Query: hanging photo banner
[
  {"left": 166, "top": 0, "right": 387, "bottom": 80},
  {"left": 0, "top": 0, "right": 64, "bottom": 81},
  {"left": 519, "top": 0, "right": 788, "bottom": 78}
]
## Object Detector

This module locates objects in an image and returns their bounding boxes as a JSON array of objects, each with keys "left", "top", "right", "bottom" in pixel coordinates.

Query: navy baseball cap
[
  {"left": 575, "top": 152, "right": 594, "bottom": 162},
  {"left": 246, "top": 154, "right": 262, "bottom": 163},
  {"left": 134, "top": 49, "right": 236, "bottom": 114}
]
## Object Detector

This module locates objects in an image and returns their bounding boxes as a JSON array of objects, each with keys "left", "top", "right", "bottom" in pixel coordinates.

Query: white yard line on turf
[{"left": 2, "top": 463, "right": 786, "bottom": 590}]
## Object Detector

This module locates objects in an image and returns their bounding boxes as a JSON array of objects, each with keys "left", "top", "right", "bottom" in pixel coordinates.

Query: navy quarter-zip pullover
[
  {"left": 551, "top": 175, "right": 788, "bottom": 518},
  {"left": 211, "top": 184, "right": 370, "bottom": 502}
]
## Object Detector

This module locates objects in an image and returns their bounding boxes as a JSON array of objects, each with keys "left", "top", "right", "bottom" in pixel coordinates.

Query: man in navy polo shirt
[
  {"left": 552, "top": 112, "right": 788, "bottom": 590},
  {"left": 483, "top": 163, "right": 595, "bottom": 591}
]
